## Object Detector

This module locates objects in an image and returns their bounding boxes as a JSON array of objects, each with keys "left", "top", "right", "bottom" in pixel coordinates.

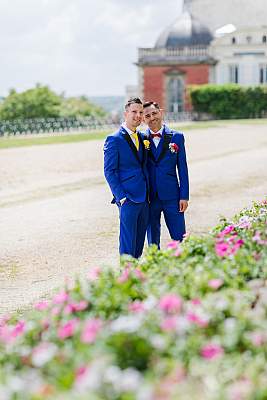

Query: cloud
[{"left": 0, "top": 0, "right": 182, "bottom": 96}]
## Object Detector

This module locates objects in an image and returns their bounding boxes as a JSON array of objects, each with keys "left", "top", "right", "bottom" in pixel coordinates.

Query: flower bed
[{"left": 0, "top": 200, "right": 267, "bottom": 400}]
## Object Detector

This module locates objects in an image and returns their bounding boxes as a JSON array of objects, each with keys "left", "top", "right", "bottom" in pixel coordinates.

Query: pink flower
[
  {"left": 75, "top": 365, "right": 90, "bottom": 385},
  {"left": 252, "top": 231, "right": 267, "bottom": 245},
  {"left": 191, "top": 298, "right": 201, "bottom": 306},
  {"left": 167, "top": 240, "right": 180, "bottom": 249},
  {"left": 118, "top": 268, "right": 130, "bottom": 283},
  {"left": 187, "top": 312, "right": 209, "bottom": 328},
  {"left": 231, "top": 239, "right": 244, "bottom": 255},
  {"left": 133, "top": 268, "right": 146, "bottom": 281},
  {"left": 88, "top": 267, "right": 101, "bottom": 281},
  {"left": 167, "top": 241, "right": 182, "bottom": 256},
  {"left": 0, "top": 325, "right": 11, "bottom": 344},
  {"left": 53, "top": 291, "right": 69, "bottom": 305},
  {"left": 81, "top": 319, "right": 102, "bottom": 344},
  {"left": 75, "top": 365, "right": 89, "bottom": 382},
  {"left": 201, "top": 343, "right": 224, "bottom": 359},
  {"left": 51, "top": 306, "right": 61, "bottom": 316},
  {"left": 11, "top": 321, "right": 26, "bottom": 339},
  {"left": 159, "top": 294, "right": 182, "bottom": 314},
  {"left": 64, "top": 301, "right": 88, "bottom": 315},
  {"left": 57, "top": 319, "right": 78, "bottom": 339},
  {"left": 238, "top": 219, "right": 251, "bottom": 229},
  {"left": 250, "top": 332, "right": 265, "bottom": 347},
  {"left": 128, "top": 301, "right": 145, "bottom": 313},
  {"left": 215, "top": 241, "right": 230, "bottom": 257},
  {"left": 208, "top": 279, "right": 223, "bottom": 290},
  {"left": 161, "top": 316, "right": 177, "bottom": 332},
  {"left": 218, "top": 225, "right": 235, "bottom": 237},
  {"left": 35, "top": 301, "right": 49, "bottom": 311}
]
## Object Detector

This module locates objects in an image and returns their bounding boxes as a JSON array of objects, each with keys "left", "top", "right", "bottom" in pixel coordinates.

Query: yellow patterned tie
[{"left": 132, "top": 131, "right": 139, "bottom": 151}]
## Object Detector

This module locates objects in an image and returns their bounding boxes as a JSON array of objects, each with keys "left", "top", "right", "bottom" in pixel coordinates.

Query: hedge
[
  {"left": 190, "top": 84, "right": 267, "bottom": 119},
  {"left": 0, "top": 200, "right": 267, "bottom": 399}
]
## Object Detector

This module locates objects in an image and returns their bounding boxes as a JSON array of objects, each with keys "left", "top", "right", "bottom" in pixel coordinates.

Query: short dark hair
[
  {"left": 125, "top": 97, "right": 143, "bottom": 110},
  {"left": 143, "top": 101, "right": 160, "bottom": 109}
]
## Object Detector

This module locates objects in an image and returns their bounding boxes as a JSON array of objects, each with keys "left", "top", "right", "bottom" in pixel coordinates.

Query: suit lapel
[
  {"left": 121, "top": 127, "right": 141, "bottom": 165},
  {"left": 157, "top": 128, "right": 172, "bottom": 163},
  {"left": 137, "top": 132, "right": 146, "bottom": 165}
]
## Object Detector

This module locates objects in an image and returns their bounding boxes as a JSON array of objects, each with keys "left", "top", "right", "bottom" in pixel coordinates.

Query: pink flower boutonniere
[
  {"left": 169, "top": 143, "right": 179, "bottom": 153},
  {"left": 143, "top": 139, "right": 150, "bottom": 150}
]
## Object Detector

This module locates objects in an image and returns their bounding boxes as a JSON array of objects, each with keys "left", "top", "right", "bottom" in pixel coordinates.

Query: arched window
[
  {"left": 232, "top": 37, "right": 236, "bottom": 44},
  {"left": 263, "top": 35, "right": 267, "bottom": 43},
  {"left": 166, "top": 76, "right": 184, "bottom": 112}
]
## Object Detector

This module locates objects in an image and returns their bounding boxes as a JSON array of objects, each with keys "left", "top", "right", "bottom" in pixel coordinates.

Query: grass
[
  {"left": 0, "top": 118, "right": 266, "bottom": 149},
  {"left": 0, "top": 130, "right": 110, "bottom": 149}
]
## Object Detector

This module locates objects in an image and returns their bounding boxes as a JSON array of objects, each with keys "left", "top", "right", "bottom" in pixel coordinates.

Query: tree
[
  {"left": 59, "top": 96, "right": 106, "bottom": 118},
  {"left": 0, "top": 84, "right": 61, "bottom": 120}
]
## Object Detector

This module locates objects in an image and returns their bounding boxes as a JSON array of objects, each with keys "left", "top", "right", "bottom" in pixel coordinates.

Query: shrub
[{"left": 190, "top": 84, "right": 267, "bottom": 119}]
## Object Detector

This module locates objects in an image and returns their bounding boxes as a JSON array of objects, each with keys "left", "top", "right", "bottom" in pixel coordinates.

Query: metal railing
[
  {"left": 0, "top": 116, "right": 121, "bottom": 136},
  {"left": 0, "top": 112, "right": 215, "bottom": 137}
]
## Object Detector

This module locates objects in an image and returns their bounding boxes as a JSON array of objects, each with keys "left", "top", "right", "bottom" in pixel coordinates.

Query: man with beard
[{"left": 143, "top": 101, "right": 189, "bottom": 248}]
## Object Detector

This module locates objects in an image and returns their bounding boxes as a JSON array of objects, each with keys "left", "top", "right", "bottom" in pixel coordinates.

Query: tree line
[{"left": 0, "top": 84, "right": 106, "bottom": 121}]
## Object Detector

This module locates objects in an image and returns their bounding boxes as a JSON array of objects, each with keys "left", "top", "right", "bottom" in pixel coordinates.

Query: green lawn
[{"left": 0, "top": 119, "right": 266, "bottom": 149}]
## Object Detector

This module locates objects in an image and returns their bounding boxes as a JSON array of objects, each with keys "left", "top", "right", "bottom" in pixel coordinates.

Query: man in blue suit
[
  {"left": 104, "top": 98, "right": 149, "bottom": 258},
  {"left": 143, "top": 101, "right": 189, "bottom": 248}
]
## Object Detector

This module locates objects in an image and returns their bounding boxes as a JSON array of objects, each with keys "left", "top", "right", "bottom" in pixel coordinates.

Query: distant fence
[
  {"left": 0, "top": 112, "right": 209, "bottom": 136},
  {"left": 0, "top": 116, "right": 120, "bottom": 136}
]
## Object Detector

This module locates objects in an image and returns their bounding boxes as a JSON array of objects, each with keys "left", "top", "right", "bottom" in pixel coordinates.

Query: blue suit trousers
[
  {"left": 147, "top": 197, "right": 185, "bottom": 248},
  {"left": 119, "top": 200, "right": 149, "bottom": 258}
]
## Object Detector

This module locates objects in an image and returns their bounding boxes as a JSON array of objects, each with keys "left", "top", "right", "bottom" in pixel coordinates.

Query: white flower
[
  {"left": 176, "top": 316, "right": 191, "bottom": 334},
  {"left": 104, "top": 365, "right": 122, "bottom": 386},
  {"left": 119, "top": 368, "right": 142, "bottom": 392},
  {"left": 110, "top": 315, "right": 143, "bottom": 333},
  {"left": 150, "top": 334, "right": 167, "bottom": 350},
  {"left": 32, "top": 342, "right": 58, "bottom": 367},
  {"left": 143, "top": 295, "right": 157, "bottom": 311}
]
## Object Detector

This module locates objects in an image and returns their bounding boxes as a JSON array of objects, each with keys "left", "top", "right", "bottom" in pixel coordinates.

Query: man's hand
[{"left": 179, "top": 200, "right": 189, "bottom": 213}]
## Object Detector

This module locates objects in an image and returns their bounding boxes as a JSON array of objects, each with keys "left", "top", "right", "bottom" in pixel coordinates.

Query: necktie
[
  {"left": 132, "top": 131, "right": 139, "bottom": 150},
  {"left": 151, "top": 133, "right": 162, "bottom": 138}
]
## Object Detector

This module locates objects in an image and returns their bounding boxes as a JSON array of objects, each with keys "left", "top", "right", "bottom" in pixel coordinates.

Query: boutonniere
[
  {"left": 143, "top": 139, "right": 150, "bottom": 150},
  {"left": 169, "top": 143, "right": 179, "bottom": 153}
]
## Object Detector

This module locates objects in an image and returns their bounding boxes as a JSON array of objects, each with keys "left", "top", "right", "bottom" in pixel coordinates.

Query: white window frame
[
  {"left": 229, "top": 64, "right": 239, "bottom": 83},
  {"left": 259, "top": 64, "right": 267, "bottom": 84}
]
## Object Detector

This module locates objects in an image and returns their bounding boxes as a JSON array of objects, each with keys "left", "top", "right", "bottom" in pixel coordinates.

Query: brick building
[
  {"left": 137, "top": 3, "right": 214, "bottom": 112},
  {"left": 136, "top": 0, "right": 267, "bottom": 112}
]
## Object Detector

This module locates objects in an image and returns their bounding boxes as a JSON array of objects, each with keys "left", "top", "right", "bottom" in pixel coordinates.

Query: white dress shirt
[
  {"left": 150, "top": 127, "right": 163, "bottom": 148},
  {"left": 122, "top": 123, "right": 139, "bottom": 146}
]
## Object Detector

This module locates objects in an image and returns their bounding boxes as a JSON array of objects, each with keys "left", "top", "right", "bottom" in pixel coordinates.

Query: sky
[{"left": 0, "top": 0, "right": 184, "bottom": 97}]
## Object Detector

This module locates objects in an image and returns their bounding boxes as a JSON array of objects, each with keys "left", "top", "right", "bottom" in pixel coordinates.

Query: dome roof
[{"left": 155, "top": 10, "right": 213, "bottom": 48}]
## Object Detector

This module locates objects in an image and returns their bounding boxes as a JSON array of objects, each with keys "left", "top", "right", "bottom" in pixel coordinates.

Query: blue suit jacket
[
  {"left": 104, "top": 126, "right": 149, "bottom": 204},
  {"left": 145, "top": 124, "right": 189, "bottom": 201}
]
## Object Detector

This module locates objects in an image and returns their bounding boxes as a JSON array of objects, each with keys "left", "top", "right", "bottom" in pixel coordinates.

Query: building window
[
  {"left": 166, "top": 76, "right": 184, "bottom": 112},
  {"left": 259, "top": 64, "right": 267, "bottom": 83},
  {"left": 263, "top": 35, "right": 267, "bottom": 43},
  {"left": 232, "top": 37, "right": 236, "bottom": 44},
  {"left": 229, "top": 64, "right": 239, "bottom": 83}
]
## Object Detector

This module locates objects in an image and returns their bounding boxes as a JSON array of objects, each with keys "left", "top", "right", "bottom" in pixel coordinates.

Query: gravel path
[{"left": 0, "top": 122, "right": 266, "bottom": 315}]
